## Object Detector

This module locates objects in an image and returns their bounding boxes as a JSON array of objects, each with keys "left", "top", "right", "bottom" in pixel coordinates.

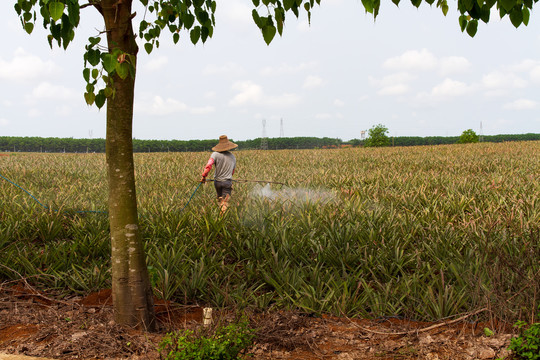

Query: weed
[
  {"left": 508, "top": 313, "right": 540, "bottom": 360},
  {"left": 158, "top": 318, "right": 255, "bottom": 360}
]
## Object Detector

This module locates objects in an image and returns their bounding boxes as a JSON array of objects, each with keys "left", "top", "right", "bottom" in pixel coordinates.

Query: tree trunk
[{"left": 101, "top": 0, "right": 155, "bottom": 330}]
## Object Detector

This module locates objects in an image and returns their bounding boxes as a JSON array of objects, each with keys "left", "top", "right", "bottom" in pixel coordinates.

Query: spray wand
[{"left": 206, "top": 179, "right": 286, "bottom": 186}]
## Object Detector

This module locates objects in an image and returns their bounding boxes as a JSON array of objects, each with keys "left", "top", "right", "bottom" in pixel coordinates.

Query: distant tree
[
  {"left": 349, "top": 139, "right": 362, "bottom": 147},
  {"left": 365, "top": 124, "right": 390, "bottom": 147},
  {"left": 458, "top": 129, "right": 480, "bottom": 144}
]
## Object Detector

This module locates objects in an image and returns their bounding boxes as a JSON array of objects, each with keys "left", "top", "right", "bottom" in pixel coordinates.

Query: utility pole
[
  {"left": 261, "top": 119, "right": 268, "bottom": 150},
  {"left": 479, "top": 121, "right": 484, "bottom": 142}
]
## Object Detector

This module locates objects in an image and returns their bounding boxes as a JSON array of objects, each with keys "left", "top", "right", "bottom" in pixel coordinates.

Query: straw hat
[{"left": 212, "top": 135, "right": 238, "bottom": 152}]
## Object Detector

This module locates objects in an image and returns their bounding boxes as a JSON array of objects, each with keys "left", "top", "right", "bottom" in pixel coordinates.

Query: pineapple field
[{"left": 1, "top": 141, "right": 539, "bottom": 325}]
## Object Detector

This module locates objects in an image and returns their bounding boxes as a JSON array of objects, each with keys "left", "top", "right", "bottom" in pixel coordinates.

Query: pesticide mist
[{"left": 250, "top": 184, "right": 337, "bottom": 205}]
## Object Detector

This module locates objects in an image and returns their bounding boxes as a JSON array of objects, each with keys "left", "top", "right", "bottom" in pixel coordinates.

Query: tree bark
[{"left": 101, "top": 0, "right": 156, "bottom": 330}]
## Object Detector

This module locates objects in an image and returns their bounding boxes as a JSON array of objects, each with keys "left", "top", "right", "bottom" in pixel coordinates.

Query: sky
[{"left": 1, "top": 0, "right": 539, "bottom": 142}]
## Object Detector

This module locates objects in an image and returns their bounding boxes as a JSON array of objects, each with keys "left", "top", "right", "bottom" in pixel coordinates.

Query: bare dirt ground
[{"left": 0, "top": 284, "right": 516, "bottom": 360}]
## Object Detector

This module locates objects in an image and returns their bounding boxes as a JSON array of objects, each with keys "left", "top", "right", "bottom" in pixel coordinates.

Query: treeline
[{"left": 1, "top": 133, "right": 539, "bottom": 153}]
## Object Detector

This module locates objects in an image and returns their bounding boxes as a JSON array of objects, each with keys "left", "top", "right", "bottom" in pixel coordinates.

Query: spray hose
[
  {"left": 0, "top": 170, "right": 284, "bottom": 216},
  {"left": 0, "top": 171, "right": 202, "bottom": 215}
]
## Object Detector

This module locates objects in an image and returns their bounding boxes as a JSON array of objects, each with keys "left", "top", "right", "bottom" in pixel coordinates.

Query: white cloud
[
  {"left": 315, "top": 112, "right": 343, "bottom": 119},
  {"left": 369, "top": 72, "right": 414, "bottom": 96},
  {"left": 229, "top": 81, "right": 262, "bottom": 106},
  {"left": 260, "top": 62, "right": 318, "bottom": 76},
  {"left": 378, "top": 84, "right": 410, "bottom": 96},
  {"left": 190, "top": 106, "right": 215, "bottom": 115},
  {"left": 502, "top": 99, "right": 537, "bottom": 110},
  {"left": 303, "top": 75, "right": 323, "bottom": 89},
  {"left": 204, "top": 62, "right": 244, "bottom": 76},
  {"left": 383, "top": 49, "right": 470, "bottom": 75},
  {"left": 144, "top": 56, "right": 169, "bottom": 72},
  {"left": 27, "top": 109, "right": 41, "bottom": 118},
  {"left": 204, "top": 91, "right": 217, "bottom": 99},
  {"left": 0, "top": 118, "right": 9, "bottom": 126},
  {"left": 414, "top": 78, "right": 473, "bottom": 104},
  {"left": 383, "top": 49, "right": 438, "bottom": 71},
  {"left": 0, "top": 48, "right": 58, "bottom": 81},
  {"left": 55, "top": 105, "right": 73, "bottom": 117},
  {"left": 135, "top": 95, "right": 188, "bottom": 115},
  {"left": 333, "top": 99, "right": 345, "bottom": 107},
  {"left": 29, "top": 82, "right": 78, "bottom": 101},
  {"left": 508, "top": 59, "right": 540, "bottom": 72},
  {"left": 219, "top": 0, "right": 253, "bottom": 27},
  {"left": 439, "top": 56, "right": 471, "bottom": 75},
  {"left": 482, "top": 71, "right": 527, "bottom": 90},
  {"left": 315, "top": 113, "right": 332, "bottom": 119},
  {"left": 531, "top": 65, "right": 540, "bottom": 83},
  {"left": 229, "top": 81, "right": 300, "bottom": 107},
  {"left": 432, "top": 78, "right": 472, "bottom": 97}
]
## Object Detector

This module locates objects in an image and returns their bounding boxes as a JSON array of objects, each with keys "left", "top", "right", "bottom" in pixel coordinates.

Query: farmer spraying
[{"left": 200, "top": 135, "right": 238, "bottom": 214}]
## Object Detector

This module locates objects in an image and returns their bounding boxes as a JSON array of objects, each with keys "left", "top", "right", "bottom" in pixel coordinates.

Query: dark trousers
[{"left": 214, "top": 179, "right": 232, "bottom": 198}]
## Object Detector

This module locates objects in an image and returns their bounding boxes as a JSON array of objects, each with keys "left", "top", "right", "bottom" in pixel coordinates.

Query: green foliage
[
  {"left": 364, "top": 124, "right": 390, "bottom": 147},
  {"left": 509, "top": 315, "right": 540, "bottom": 360},
  {"left": 1, "top": 143, "right": 539, "bottom": 321},
  {"left": 458, "top": 129, "right": 479, "bottom": 144},
  {"left": 158, "top": 319, "right": 255, "bottom": 360}
]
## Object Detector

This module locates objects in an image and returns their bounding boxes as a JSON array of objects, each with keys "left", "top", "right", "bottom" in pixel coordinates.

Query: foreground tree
[
  {"left": 14, "top": 0, "right": 538, "bottom": 329},
  {"left": 365, "top": 124, "right": 391, "bottom": 147},
  {"left": 458, "top": 129, "right": 480, "bottom": 143}
]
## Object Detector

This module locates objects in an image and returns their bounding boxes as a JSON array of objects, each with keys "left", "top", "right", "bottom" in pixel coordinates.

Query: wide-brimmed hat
[{"left": 212, "top": 135, "right": 238, "bottom": 152}]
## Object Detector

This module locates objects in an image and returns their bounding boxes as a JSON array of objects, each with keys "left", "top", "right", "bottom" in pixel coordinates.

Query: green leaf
[
  {"left": 190, "top": 26, "right": 201, "bottom": 44},
  {"left": 144, "top": 42, "right": 154, "bottom": 54},
  {"left": 116, "top": 62, "right": 130, "bottom": 79},
  {"left": 83, "top": 68, "right": 90, "bottom": 82},
  {"left": 463, "top": 0, "right": 474, "bottom": 10},
  {"left": 362, "top": 0, "right": 374, "bottom": 14},
  {"left": 499, "top": 0, "right": 516, "bottom": 12},
  {"left": 49, "top": 1, "right": 65, "bottom": 22},
  {"left": 391, "top": 0, "right": 400, "bottom": 5},
  {"left": 173, "top": 32, "right": 180, "bottom": 44},
  {"left": 509, "top": 7, "right": 523, "bottom": 27},
  {"left": 459, "top": 15, "right": 468, "bottom": 31},
  {"left": 24, "top": 22, "right": 34, "bottom": 34},
  {"left": 522, "top": 7, "right": 530, "bottom": 25},
  {"left": 411, "top": 0, "right": 422, "bottom": 8},
  {"left": 102, "top": 53, "right": 117, "bottom": 73},
  {"left": 252, "top": 9, "right": 261, "bottom": 27},
  {"left": 262, "top": 25, "right": 276, "bottom": 45},
  {"left": 95, "top": 91, "right": 106, "bottom": 109},
  {"left": 104, "top": 86, "right": 113, "bottom": 98},
  {"left": 183, "top": 13, "right": 195, "bottom": 29},
  {"left": 88, "top": 36, "right": 101, "bottom": 46},
  {"left": 442, "top": 3, "right": 449, "bottom": 15},
  {"left": 67, "top": 1, "right": 80, "bottom": 27},
  {"left": 84, "top": 92, "right": 95, "bottom": 105},
  {"left": 466, "top": 19, "right": 478, "bottom": 36},
  {"left": 91, "top": 68, "right": 99, "bottom": 79},
  {"left": 480, "top": 5, "right": 490, "bottom": 22},
  {"left": 284, "top": 0, "right": 295, "bottom": 10},
  {"left": 87, "top": 49, "right": 101, "bottom": 66}
]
